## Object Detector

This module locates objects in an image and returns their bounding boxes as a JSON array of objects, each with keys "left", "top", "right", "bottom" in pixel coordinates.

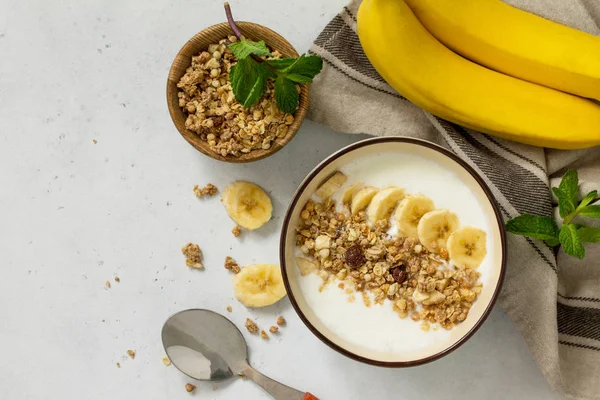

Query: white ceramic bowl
[{"left": 279, "top": 137, "right": 506, "bottom": 366}]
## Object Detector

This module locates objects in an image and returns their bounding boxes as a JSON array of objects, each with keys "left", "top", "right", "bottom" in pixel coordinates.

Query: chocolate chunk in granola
[
  {"left": 391, "top": 265, "right": 407, "bottom": 284},
  {"left": 345, "top": 244, "right": 366, "bottom": 268}
]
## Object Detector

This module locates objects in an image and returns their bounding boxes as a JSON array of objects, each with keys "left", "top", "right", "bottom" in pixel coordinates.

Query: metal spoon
[{"left": 162, "top": 309, "right": 318, "bottom": 400}]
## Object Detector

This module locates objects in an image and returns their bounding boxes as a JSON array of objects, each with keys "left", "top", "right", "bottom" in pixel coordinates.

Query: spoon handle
[{"left": 242, "top": 365, "right": 318, "bottom": 400}]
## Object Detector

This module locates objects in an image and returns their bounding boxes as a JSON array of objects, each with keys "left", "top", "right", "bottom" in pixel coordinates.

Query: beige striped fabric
[{"left": 307, "top": 1, "right": 600, "bottom": 398}]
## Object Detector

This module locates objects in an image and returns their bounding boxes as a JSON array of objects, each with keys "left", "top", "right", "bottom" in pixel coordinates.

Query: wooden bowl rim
[{"left": 166, "top": 21, "right": 310, "bottom": 163}]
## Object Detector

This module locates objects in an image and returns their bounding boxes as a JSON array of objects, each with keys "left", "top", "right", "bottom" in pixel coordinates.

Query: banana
[
  {"left": 233, "top": 264, "right": 286, "bottom": 307},
  {"left": 350, "top": 186, "right": 379, "bottom": 215},
  {"left": 366, "top": 186, "right": 405, "bottom": 224},
  {"left": 221, "top": 181, "right": 272, "bottom": 230},
  {"left": 447, "top": 226, "right": 487, "bottom": 269},
  {"left": 296, "top": 257, "right": 319, "bottom": 276},
  {"left": 395, "top": 194, "right": 435, "bottom": 238},
  {"left": 357, "top": 0, "right": 600, "bottom": 150},
  {"left": 341, "top": 182, "right": 364, "bottom": 204},
  {"left": 417, "top": 209, "right": 459, "bottom": 252},
  {"left": 404, "top": 0, "right": 600, "bottom": 100},
  {"left": 315, "top": 171, "right": 347, "bottom": 200}
]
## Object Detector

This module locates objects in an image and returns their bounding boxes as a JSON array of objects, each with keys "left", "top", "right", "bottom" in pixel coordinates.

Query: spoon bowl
[{"left": 161, "top": 309, "right": 318, "bottom": 400}]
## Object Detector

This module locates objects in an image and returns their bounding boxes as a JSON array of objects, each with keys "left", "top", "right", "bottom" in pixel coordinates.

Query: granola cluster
[
  {"left": 177, "top": 36, "right": 295, "bottom": 157},
  {"left": 181, "top": 243, "right": 203, "bottom": 269},
  {"left": 193, "top": 183, "right": 218, "bottom": 198},
  {"left": 295, "top": 198, "right": 482, "bottom": 330}
]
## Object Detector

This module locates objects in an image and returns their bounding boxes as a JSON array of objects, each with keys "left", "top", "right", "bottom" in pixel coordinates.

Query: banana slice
[
  {"left": 366, "top": 186, "right": 405, "bottom": 224},
  {"left": 315, "top": 171, "right": 347, "bottom": 200},
  {"left": 350, "top": 187, "right": 379, "bottom": 214},
  {"left": 417, "top": 209, "right": 460, "bottom": 252},
  {"left": 447, "top": 226, "right": 487, "bottom": 269},
  {"left": 395, "top": 194, "right": 435, "bottom": 238},
  {"left": 296, "top": 257, "right": 318, "bottom": 276},
  {"left": 233, "top": 264, "right": 286, "bottom": 307},
  {"left": 221, "top": 181, "right": 272, "bottom": 230},
  {"left": 341, "top": 182, "right": 364, "bottom": 204}
]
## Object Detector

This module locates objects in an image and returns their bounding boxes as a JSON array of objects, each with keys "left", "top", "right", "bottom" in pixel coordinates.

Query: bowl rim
[
  {"left": 279, "top": 136, "right": 507, "bottom": 367},
  {"left": 166, "top": 21, "right": 310, "bottom": 163}
]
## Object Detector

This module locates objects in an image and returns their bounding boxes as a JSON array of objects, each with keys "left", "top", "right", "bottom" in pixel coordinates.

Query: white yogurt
[{"left": 296, "top": 152, "right": 494, "bottom": 355}]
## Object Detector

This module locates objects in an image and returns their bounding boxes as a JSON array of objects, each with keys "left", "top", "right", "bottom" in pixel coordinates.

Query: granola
[
  {"left": 260, "top": 330, "right": 269, "bottom": 339},
  {"left": 177, "top": 37, "right": 295, "bottom": 158},
  {"left": 269, "top": 326, "right": 279, "bottom": 334},
  {"left": 224, "top": 256, "right": 241, "bottom": 274},
  {"left": 295, "top": 197, "right": 483, "bottom": 330},
  {"left": 232, "top": 225, "right": 242, "bottom": 237},
  {"left": 182, "top": 243, "right": 203, "bottom": 269},
  {"left": 185, "top": 383, "right": 196, "bottom": 393},
  {"left": 276, "top": 316, "right": 286, "bottom": 326},
  {"left": 193, "top": 183, "right": 218, "bottom": 198},
  {"left": 245, "top": 318, "right": 258, "bottom": 333}
]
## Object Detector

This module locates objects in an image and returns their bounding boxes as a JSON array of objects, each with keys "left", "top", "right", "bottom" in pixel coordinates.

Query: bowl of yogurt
[{"left": 279, "top": 137, "right": 506, "bottom": 366}]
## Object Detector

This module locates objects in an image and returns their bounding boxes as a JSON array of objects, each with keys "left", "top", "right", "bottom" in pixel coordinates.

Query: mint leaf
[
  {"left": 545, "top": 237, "right": 560, "bottom": 247},
  {"left": 229, "top": 57, "right": 268, "bottom": 108},
  {"left": 505, "top": 214, "right": 559, "bottom": 241},
  {"left": 274, "top": 76, "right": 299, "bottom": 114},
  {"left": 559, "top": 224, "right": 585, "bottom": 259},
  {"left": 578, "top": 226, "right": 600, "bottom": 243},
  {"left": 552, "top": 187, "right": 575, "bottom": 218},
  {"left": 229, "top": 39, "right": 270, "bottom": 59},
  {"left": 554, "top": 170, "right": 579, "bottom": 218},
  {"left": 579, "top": 190, "right": 598, "bottom": 208},
  {"left": 267, "top": 54, "right": 323, "bottom": 83},
  {"left": 579, "top": 205, "right": 600, "bottom": 218}
]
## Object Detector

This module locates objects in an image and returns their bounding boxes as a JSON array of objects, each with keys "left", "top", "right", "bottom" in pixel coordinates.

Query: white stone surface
[{"left": 0, "top": 0, "right": 565, "bottom": 399}]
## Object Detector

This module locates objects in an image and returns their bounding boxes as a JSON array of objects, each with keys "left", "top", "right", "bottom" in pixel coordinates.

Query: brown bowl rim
[
  {"left": 279, "top": 136, "right": 507, "bottom": 367},
  {"left": 166, "top": 21, "right": 310, "bottom": 163}
]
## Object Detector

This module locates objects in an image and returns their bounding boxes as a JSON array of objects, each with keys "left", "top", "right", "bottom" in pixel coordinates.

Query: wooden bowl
[{"left": 167, "top": 22, "right": 309, "bottom": 163}]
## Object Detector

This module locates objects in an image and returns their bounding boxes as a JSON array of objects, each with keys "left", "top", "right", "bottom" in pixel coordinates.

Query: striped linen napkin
[{"left": 308, "top": 1, "right": 600, "bottom": 398}]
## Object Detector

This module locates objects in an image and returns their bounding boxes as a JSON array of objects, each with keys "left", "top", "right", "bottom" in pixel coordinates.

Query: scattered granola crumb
[
  {"left": 105, "top": 280, "right": 111, "bottom": 289},
  {"left": 245, "top": 318, "right": 258, "bottom": 333},
  {"left": 114, "top": 276, "right": 120, "bottom": 283},
  {"left": 182, "top": 243, "right": 203, "bottom": 269},
  {"left": 420, "top": 321, "right": 431, "bottom": 332},
  {"left": 162, "top": 356, "right": 171, "bottom": 366},
  {"left": 185, "top": 383, "right": 196, "bottom": 393},
  {"left": 338, "top": 282, "right": 345, "bottom": 290},
  {"left": 116, "top": 362, "right": 121, "bottom": 368},
  {"left": 224, "top": 256, "right": 241, "bottom": 274},
  {"left": 127, "top": 350, "right": 135, "bottom": 359},
  {"left": 348, "top": 294, "right": 356, "bottom": 303},
  {"left": 269, "top": 326, "right": 279, "bottom": 334},
  {"left": 194, "top": 183, "right": 218, "bottom": 198},
  {"left": 226, "top": 305, "right": 232, "bottom": 312},
  {"left": 276, "top": 316, "right": 286, "bottom": 326},
  {"left": 93, "top": 139, "right": 97, "bottom": 144},
  {"left": 232, "top": 225, "right": 242, "bottom": 237},
  {"left": 260, "top": 330, "right": 269, "bottom": 339}
]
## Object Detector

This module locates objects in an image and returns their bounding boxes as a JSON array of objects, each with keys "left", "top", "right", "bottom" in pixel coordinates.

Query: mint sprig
[
  {"left": 506, "top": 169, "right": 600, "bottom": 259},
  {"left": 224, "top": 3, "right": 322, "bottom": 113}
]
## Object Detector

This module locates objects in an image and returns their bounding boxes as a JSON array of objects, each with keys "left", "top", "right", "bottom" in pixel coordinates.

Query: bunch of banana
[
  {"left": 357, "top": 0, "right": 600, "bottom": 149},
  {"left": 404, "top": 0, "right": 600, "bottom": 101}
]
